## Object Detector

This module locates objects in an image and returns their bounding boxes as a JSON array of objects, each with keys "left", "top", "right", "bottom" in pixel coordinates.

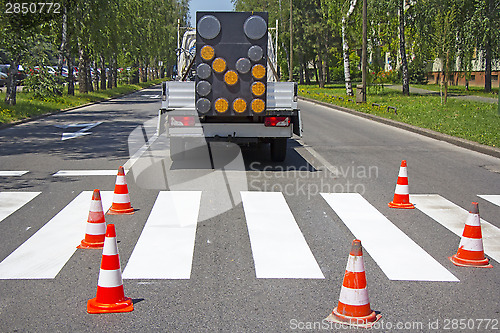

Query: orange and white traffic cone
[
  {"left": 449, "top": 202, "right": 492, "bottom": 268},
  {"left": 388, "top": 160, "right": 415, "bottom": 209},
  {"left": 77, "top": 189, "right": 106, "bottom": 249},
  {"left": 87, "top": 224, "right": 134, "bottom": 314},
  {"left": 326, "top": 239, "right": 381, "bottom": 328},
  {"left": 108, "top": 166, "right": 134, "bottom": 215}
]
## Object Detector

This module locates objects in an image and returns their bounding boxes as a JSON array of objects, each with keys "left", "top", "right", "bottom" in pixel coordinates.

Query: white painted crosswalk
[
  {"left": 478, "top": 195, "right": 500, "bottom": 207},
  {"left": 0, "top": 190, "right": 498, "bottom": 281},
  {"left": 242, "top": 191, "right": 324, "bottom": 279},
  {"left": 321, "top": 193, "right": 459, "bottom": 282},
  {"left": 411, "top": 194, "right": 500, "bottom": 264},
  {"left": 0, "top": 191, "right": 113, "bottom": 279},
  {"left": 122, "top": 191, "right": 201, "bottom": 279},
  {"left": 0, "top": 192, "right": 40, "bottom": 224}
]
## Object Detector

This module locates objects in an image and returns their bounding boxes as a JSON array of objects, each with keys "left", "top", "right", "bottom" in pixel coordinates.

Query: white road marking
[
  {"left": 478, "top": 195, "right": 500, "bottom": 207},
  {"left": 321, "top": 193, "right": 459, "bottom": 282},
  {"left": 122, "top": 191, "right": 201, "bottom": 279},
  {"left": 57, "top": 121, "right": 103, "bottom": 140},
  {"left": 0, "top": 192, "right": 40, "bottom": 224},
  {"left": 411, "top": 194, "right": 500, "bottom": 264},
  {"left": 53, "top": 170, "right": 128, "bottom": 176},
  {"left": 241, "top": 191, "right": 324, "bottom": 279},
  {"left": 0, "top": 171, "right": 29, "bottom": 176},
  {"left": 0, "top": 191, "right": 113, "bottom": 279}
]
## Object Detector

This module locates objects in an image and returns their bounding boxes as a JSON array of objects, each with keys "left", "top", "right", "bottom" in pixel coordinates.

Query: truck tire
[
  {"left": 270, "top": 138, "right": 287, "bottom": 162},
  {"left": 170, "top": 138, "right": 185, "bottom": 161}
]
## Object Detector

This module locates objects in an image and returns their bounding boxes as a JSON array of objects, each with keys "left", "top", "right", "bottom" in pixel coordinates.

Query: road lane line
[
  {"left": 241, "top": 191, "right": 324, "bottom": 279},
  {"left": 0, "top": 192, "right": 40, "bottom": 224},
  {"left": 321, "top": 193, "right": 459, "bottom": 281},
  {"left": 412, "top": 194, "right": 500, "bottom": 264},
  {"left": 0, "top": 191, "right": 113, "bottom": 279},
  {"left": 478, "top": 195, "right": 500, "bottom": 207},
  {"left": 53, "top": 170, "right": 129, "bottom": 176},
  {"left": 122, "top": 191, "right": 201, "bottom": 279},
  {"left": 0, "top": 171, "right": 29, "bottom": 176}
]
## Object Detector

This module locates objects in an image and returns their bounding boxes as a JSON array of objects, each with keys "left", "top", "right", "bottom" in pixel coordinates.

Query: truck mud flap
[{"left": 291, "top": 110, "right": 302, "bottom": 137}]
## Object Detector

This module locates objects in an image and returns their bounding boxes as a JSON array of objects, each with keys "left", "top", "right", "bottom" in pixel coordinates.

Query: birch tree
[{"left": 342, "top": 0, "right": 357, "bottom": 96}]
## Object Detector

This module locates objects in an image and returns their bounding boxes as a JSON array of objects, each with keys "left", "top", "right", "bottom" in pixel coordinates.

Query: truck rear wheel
[{"left": 270, "top": 138, "right": 287, "bottom": 162}]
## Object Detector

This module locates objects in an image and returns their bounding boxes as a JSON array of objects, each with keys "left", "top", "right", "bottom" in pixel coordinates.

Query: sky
[{"left": 188, "top": 0, "right": 234, "bottom": 27}]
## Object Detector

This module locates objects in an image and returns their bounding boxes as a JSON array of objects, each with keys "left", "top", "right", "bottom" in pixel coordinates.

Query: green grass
[
  {"left": 299, "top": 84, "right": 500, "bottom": 148},
  {"left": 0, "top": 79, "right": 165, "bottom": 124},
  {"left": 412, "top": 84, "right": 499, "bottom": 98}
]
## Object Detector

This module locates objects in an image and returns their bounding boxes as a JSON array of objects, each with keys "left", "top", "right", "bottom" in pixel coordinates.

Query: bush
[
  {"left": 23, "top": 67, "right": 63, "bottom": 101},
  {"left": 408, "top": 59, "right": 428, "bottom": 84}
]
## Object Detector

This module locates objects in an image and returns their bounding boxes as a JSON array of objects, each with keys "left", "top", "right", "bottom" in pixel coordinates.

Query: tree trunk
[
  {"left": 93, "top": 61, "right": 99, "bottom": 91},
  {"left": 484, "top": 37, "right": 492, "bottom": 92},
  {"left": 304, "top": 59, "right": 311, "bottom": 85},
  {"left": 342, "top": 0, "right": 357, "bottom": 96},
  {"left": 107, "top": 57, "right": 113, "bottom": 89},
  {"left": 100, "top": 55, "right": 106, "bottom": 91},
  {"left": 5, "top": 59, "right": 19, "bottom": 105},
  {"left": 444, "top": 51, "right": 449, "bottom": 104},
  {"left": 58, "top": 5, "right": 67, "bottom": 77},
  {"left": 113, "top": 55, "right": 117, "bottom": 87},
  {"left": 317, "top": 54, "right": 325, "bottom": 88},
  {"left": 87, "top": 64, "right": 93, "bottom": 92},
  {"left": 313, "top": 59, "right": 319, "bottom": 85},
  {"left": 399, "top": 0, "right": 409, "bottom": 96},
  {"left": 78, "top": 47, "right": 88, "bottom": 94},
  {"left": 67, "top": 55, "right": 74, "bottom": 96},
  {"left": 299, "top": 53, "right": 304, "bottom": 84}
]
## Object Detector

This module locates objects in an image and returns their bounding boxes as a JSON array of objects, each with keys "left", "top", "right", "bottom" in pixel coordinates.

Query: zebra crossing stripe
[
  {"left": 411, "top": 194, "right": 500, "bottom": 264},
  {"left": 53, "top": 170, "right": 127, "bottom": 176},
  {"left": 321, "top": 193, "right": 459, "bottom": 282},
  {"left": 0, "top": 191, "right": 113, "bottom": 279},
  {"left": 122, "top": 191, "right": 202, "bottom": 279},
  {"left": 241, "top": 191, "right": 324, "bottom": 279},
  {"left": 478, "top": 195, "right": 500, "bottom": 208},
  {"left": 0, "top": 171, "right": 29, "bottom": 176},
  {"left": 0, "top": 192, "right": 40, "bottom": 224}
]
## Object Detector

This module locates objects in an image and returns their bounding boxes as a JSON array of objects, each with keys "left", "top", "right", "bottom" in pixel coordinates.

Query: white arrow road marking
[{"left": 55, "top": 121, "right": 103, "bottom": 140}]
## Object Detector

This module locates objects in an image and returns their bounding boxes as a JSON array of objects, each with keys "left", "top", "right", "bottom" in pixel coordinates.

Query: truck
[{"left": 161, "top": 11, "right": 301, "bottom": 162}]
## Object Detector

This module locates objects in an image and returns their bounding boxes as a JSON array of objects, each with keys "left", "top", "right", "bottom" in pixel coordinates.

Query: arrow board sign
[{"left": 55, "top": 122, "right": 103, "bottom": 141}]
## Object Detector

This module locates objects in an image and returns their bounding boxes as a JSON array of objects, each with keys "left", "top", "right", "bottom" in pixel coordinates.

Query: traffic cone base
[
  {"left": 388, "top": 201, "right": 415, "bottom": 209},
  {"left": 326, "top": 307, "right": 381, "bottom": 328},
  {"left": 107, "top": 207, "right": 135, "bottom": 215},
  {"left": 87, "top": 297, "right": 133, "bottom": 314},
  {"left": 449, "top": 255, "right": 492, "bottom": 268},
  {"left": 77, "top": 239, "right": 104, "bottom": 249}
]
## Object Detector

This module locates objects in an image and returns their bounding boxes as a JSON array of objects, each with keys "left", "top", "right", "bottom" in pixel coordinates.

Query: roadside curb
[
  {"left": 0, "top": 84, "right": 161, "bottom": 131},
  {"left": 299, "top": 96, "right": 500, "bottom": 159}
]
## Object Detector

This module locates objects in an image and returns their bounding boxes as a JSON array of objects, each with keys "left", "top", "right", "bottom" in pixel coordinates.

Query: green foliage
[{"left": 23, "top": 67, "right": 63, "bottom": 101}]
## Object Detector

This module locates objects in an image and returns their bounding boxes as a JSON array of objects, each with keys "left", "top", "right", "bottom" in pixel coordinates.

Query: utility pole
[
  {"left": 361, "top": 0, "right": 367, "bottom": 102},
  {"left": 289, "top": 0, "right": 293, "bottom": 82}
]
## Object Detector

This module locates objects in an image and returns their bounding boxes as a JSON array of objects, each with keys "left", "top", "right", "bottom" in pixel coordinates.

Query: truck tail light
[
  {"left": 170, "top": 116, "right": 196, "bottom": 127},
  {"left": 265, "top": 117, "right": 290, "bottom": 127}
]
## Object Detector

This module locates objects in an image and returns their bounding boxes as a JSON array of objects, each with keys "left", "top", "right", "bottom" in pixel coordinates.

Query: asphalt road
[{"left": 0, "top": 85, "right": 499, "bottom": 332}]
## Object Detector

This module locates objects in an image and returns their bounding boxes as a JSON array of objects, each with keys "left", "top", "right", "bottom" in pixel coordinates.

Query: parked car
[
  {"left": 0, "top": 68, "right": 7, "bottom": 87},
  {"left": 0, "top": 64, "right": 26, "bottom": 85}
]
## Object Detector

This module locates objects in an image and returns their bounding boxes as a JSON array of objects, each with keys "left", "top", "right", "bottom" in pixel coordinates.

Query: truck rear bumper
[{"left": 168, "top": 123, "right": 292, "bottom": 138}]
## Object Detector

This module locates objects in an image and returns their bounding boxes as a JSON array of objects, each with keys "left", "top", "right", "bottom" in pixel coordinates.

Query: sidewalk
[{"left": 386, "top": 84, "right": 498, "bottom": 104}]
